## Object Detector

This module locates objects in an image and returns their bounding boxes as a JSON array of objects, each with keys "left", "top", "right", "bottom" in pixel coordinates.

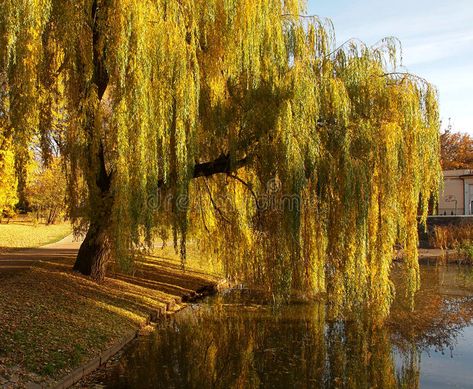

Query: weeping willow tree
[{"left": 0, "top": 0, "right": 440, "bottom": 316}]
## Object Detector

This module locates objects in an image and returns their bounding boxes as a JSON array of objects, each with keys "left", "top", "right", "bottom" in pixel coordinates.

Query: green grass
[{"left": 0, "top": 221, "right": 72, "bottom": 249}]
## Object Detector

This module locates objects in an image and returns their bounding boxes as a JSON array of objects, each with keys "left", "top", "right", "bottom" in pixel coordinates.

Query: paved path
[{"left": 0, "top": 235, "right": 81, "bottom": 272}]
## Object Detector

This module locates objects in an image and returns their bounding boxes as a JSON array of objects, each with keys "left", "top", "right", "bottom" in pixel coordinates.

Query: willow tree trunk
[
  {"left": 72, "top": 0, "right": 112, "bottom": 281},
  {"left": 72, "top": 144, "right": 113, "bottom": 281},
  {"left": 73, "top": 220, "right": 111, "bottom": 281}
]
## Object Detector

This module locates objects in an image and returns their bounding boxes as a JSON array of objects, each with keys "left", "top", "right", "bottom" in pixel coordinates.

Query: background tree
[
  {"left": 26, "top": 157, "right": 66, "bottom": 225},
  {"left": 0, "top": 138, "right": 17, "bottom": 222},
  {"left": 0, "top": 70, "right": 17, "bottom": 222},
  {"left": 440, "top": 127, "right": 473, "bottom": 170},
  {"left": 1, "top": 0, "right": 441, "bottom": 317}
]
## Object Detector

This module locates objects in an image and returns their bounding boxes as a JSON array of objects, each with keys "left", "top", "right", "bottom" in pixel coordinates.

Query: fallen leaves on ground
[{"left": 0, "top": 243, "right": 220, "bottom": 388}]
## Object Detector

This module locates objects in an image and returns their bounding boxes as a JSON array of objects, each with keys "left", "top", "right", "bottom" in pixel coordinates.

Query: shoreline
[
  {"left": 0, "top": 238, "right": 224, "bottom": 389},
  {"left": 417, "top": 248, "right": 472, "bottom": 265},
  {"left": 56, "top": 279, "right": 229, "bottom": 389}
]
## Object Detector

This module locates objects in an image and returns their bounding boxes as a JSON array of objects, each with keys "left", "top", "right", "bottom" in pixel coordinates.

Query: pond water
[{"left": 102, "top": 265, "right": 473, "bottom": 389}]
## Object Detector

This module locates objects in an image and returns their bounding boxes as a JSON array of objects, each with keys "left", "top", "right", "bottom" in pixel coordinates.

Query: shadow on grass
[{"left": 0, "top": 244, "right": 220, "bottom": 383}]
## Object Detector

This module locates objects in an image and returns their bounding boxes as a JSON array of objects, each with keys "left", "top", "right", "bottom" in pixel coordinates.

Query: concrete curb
[{"left": 50, "top": 331, "right": 137, "bottom": 389}]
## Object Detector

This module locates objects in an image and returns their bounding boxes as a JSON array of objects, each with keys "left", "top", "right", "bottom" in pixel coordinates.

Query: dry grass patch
[{"left": 429, "top": 224, "right": 473, "bottom": 263}]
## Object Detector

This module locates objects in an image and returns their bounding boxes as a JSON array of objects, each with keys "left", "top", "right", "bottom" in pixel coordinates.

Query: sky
[{"left": 307, "top": 0, "right": 473, "bottom": 134}]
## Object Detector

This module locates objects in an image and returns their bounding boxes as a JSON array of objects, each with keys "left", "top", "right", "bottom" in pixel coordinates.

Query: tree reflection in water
[{"left": 104, "top": 266, "right": 473, "bottom": 389}]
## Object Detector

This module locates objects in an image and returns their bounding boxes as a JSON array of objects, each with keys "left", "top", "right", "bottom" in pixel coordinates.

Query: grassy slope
[
  {"left": 0, "top": 221, "right": 72, "bottom": 249},
  {"left": 0, "top": 238, "right": 220, "bottom": 387}
]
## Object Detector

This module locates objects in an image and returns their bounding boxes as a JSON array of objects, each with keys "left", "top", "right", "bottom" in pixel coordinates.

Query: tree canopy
[
  {"left": 0, "top": 138, "right": 17, "bottom": 219},
  {"left": 440, "top": 129, "right": 473, "bottom": 170},
  {"left": 26, "top": 157, "right": 66, "bottom": 224},
  {"left": 0, "top": 0, "right": 441, "bottom": 318}
]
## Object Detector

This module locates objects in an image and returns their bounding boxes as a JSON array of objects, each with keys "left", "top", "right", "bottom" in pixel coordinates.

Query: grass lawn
[
  {"left": 0, "top": 221, "right": 72, "bottom": 249},
  {"left": 0, "top": 235, "right": 220, "bottom": 388}
]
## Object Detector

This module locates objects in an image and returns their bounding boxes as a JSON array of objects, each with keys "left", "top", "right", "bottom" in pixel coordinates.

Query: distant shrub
[
  {"left": 456, "top": 241, "right": 473, "bottom": 264},
  {"left": 1, "top": 207, "right": 16, "bottom": 223}
]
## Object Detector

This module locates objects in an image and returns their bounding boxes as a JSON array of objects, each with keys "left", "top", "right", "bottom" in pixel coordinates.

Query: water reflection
[{"left": 104, "top": 266, "right": 473, "bottom": 389}]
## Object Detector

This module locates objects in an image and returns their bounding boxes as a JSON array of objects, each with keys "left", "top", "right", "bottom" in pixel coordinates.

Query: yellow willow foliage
[
  {"left": 0, "top": 137, "right": 18, "bottom": 215},
  {"left": 0, "top": 69, "right": 16, "bottom": 215},
  {"left": 0, "top": 0, "right": 50, "bottom": 153},
  {"left": 1, "top": 1, "right": 441, "bottom": 317}
]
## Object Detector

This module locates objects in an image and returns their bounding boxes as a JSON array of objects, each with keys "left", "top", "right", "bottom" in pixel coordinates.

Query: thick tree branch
[
  {"left": 157, "top": 153, "right": 250, "bottom": 188},
  {"left": 193, "top": 153, "right": 249, "bottom": 178}
]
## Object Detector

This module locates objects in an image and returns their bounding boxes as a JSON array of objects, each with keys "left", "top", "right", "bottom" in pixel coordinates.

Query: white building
[{"left": 438, "top": 170, "right": 473, "bottom": 215}]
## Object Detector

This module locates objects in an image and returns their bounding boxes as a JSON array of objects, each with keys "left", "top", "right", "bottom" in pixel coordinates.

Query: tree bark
[
  {"left": 73, "top": 141, "right": 113, "bottom": 281},
  {"left": 73, "top": 221, "right": 110, "bottom": 281}
]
